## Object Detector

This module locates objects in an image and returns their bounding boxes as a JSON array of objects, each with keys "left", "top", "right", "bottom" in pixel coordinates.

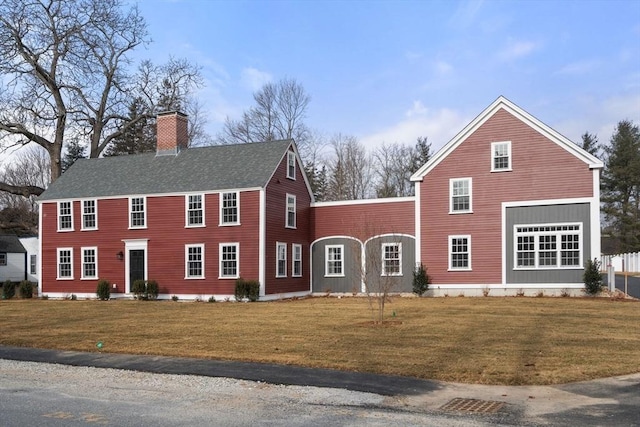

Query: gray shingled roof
[
  {"left": 0, "top": 235, "right": 26, "bottom": 253},
  {"left": 39, "top": 140, "right": 293, "bottom": 201}
]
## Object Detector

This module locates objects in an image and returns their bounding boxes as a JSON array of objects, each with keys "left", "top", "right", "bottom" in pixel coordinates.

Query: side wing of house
[
  {"left": 411, "top": 96, "right": 603, "bottom": 294},
  {"left": 263, "top": 144, "right": 313, "bottom": 298},
  {"left": 310, "top": 198, "right": 415, "bottom": 293},
  {"left": 0, "top": 236, "right": 27, "bottom": 282}
]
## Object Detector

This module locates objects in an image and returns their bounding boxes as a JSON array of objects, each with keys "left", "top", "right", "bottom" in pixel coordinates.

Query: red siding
[
  {"left": 264, "top": 148, "right": 312, "bottom": 294},
  {"left": 420, "top": 108, "right": 594, "bottom": 284},
  {"left": 311, "top": 200, "right": 415, "bottom": 242},
  {"left": 41, "top": 191, "right": 261, "bottom": 295}
]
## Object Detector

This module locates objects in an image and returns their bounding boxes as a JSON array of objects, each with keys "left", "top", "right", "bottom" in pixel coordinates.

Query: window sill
[
  {"left": 128, "top": 226, "right": 148, "bottom": 230},
  {"left": 185, "top": 224, "right": 206, "bottom": 229},
  {"left": 490, "top": 168, "right": 512, "bottom": 173},
  {"left": 448, "top": 210, "right": 473, "bottom": 215},
  {"left": 81, "top": 277, "right": 98, "bottom": 281},
  {"left": 275, "top": 275, "right": 287, "bottom": 279},
  {"left": 81, "top": 228, "right": 98, "bottom": 232},
  {"left": 219, "top": 275, "right": 238, "bottom": 280},
  {"left": 514, "top": 266, "right": 583, "bottom": 271},
  {"left": 285, "top": 225, "right": 297, "bottom": 229},
  {"left": 381, "top": 273, "right": 403, "bottom": 277},
  {"left": 286, "top": 176, "right": 296, "bottom": 181},
  {"left": 448, "top": 268, "right": 472, "bottom": 272},
  {"left": 325, "top": 274, "right": 345, "bottom": 278},
  {"left": 56, "top": 277, "right": 74, "bottom": 280},
  {"left": 185, "top": 276, "right": 205, "bottom": 280},
  {"left": 219, "top": 222, "right": 241, "bottom": 227},
  {"left": 57, "top": 229, "right": 75, "bottom": 233},
  {"left": 292, "top": 274, "right": 302, "bottom": 278}
]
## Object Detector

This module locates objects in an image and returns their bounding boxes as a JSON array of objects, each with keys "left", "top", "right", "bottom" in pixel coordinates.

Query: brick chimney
[{"left": 156, "top": 111, "right": 188, "bottom": 155}]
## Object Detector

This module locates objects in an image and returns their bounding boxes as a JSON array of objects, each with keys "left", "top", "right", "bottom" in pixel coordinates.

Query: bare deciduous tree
[
  {"left": 374, "top": 143, "right": 415, "bottom": 197},
  {"left": 326, "top": 134, "right": 373, "bottom": 200}
]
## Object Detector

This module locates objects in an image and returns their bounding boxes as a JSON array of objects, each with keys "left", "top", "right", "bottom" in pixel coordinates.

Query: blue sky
[{"left": 136, "top": 0, "right": 640, "bottom": 153}]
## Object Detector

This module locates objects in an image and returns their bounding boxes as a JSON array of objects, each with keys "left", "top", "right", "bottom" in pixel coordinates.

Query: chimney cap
[{"left": 157, "top": 110, "right": 187, "bottom": 118}]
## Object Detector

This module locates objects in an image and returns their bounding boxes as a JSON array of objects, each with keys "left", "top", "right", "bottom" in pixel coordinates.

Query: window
[
  {"left": 82, "top": 200, "right": 97, "bottom": 230},
  {"left": 292, "top": 244, "right": 302, "bottom": 277},
  {"left": 129, "top": 197, "right": 146, "bottom": 228},
  {"left": 515, "top": 223, "right": 582, "bottom": 269},
  {"left": 219, "top": 243, "right": 238, "bottom": 278},
  {"left": 220, "top": 192, "right": 239, "bottom": 225},
  {"left": 57, "top": 248, "right": 73, "bottom": 279},
  {"left": 30, "top": 255, "right": 36, "bottom": 275},
  {"left": 325, "top": 245, "right": 344, "bottom": 277},
  {"left": 449, "top": 236, "right": 471, "bottom": 270},
  {"left": 450, "top": 178, "right": 472, "bottom": 213},
  {"left": 286, "top": 194, "right": 296, "bottom": 228},
  {"left": 276, "top": 242, "right": 287, "bottom": 277},
  {"left": 58, "top": 201, "right": 73, "bottom": 231},
  {"left": 186, "top": 194, "right": 204, "bottom": 227},
  {"left": 287, "top": 151, "right": 296, "bottom": 180},
  {"left": 382, "top": 243, "right": 402, "bottom": 276},
  {"left": 491, "top": 141, "right": 512, "bottom": 171},
  {"left": 0, "top": 253, "right": 6, "bottom": 266},
  {"left": 81, "top": 247, "right": 98, "bottom": 279},
  {"left": 185, "top": 244, "right": 204, "bottom": 278}
]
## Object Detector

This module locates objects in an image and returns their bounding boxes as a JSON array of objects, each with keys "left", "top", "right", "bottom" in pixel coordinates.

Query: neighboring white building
[
  {"left": 0, "top": 235, "right": 28, "bottom": 282},
  {"left": 19, "top": 236, "right": 39, "bottom": 283}
]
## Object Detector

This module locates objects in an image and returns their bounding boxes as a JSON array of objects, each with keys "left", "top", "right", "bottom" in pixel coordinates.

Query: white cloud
[
  {"left": 360, "top": 102, "right": 469, "bottom": 153},
  {"left": 556, "top": 60, "right": 599, "bottom": 75},
  {"left": 240, "top": 67, "right": 272, "bottom": 91},
  {"left": 497, "top": 39, "right": 539, "bottom": 61},
  {"left": 434, "top": 60, "right": 453, "bottom": 75},
  {"left": 449, "top": 0, "right": 485, "bottom": 29}
]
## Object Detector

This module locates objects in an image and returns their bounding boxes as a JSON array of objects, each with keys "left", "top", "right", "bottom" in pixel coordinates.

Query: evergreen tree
[
  {"left": 601, "top": 120, "right": 640, "bottom": 253},
  {"left": 581, "top": 132, "right": 601, "bottom": 158},
  {"left": 61, "top": 139, "right": 87, "bottom": 172},
  {"left": 104, "top": 98, "right": 155, "bottom": 156},
  {"left": 410, "top": 136, "right": 432, "bottom": 174},
  {"left": 304, "top": 162, "right": 328, "bottom": 202}
]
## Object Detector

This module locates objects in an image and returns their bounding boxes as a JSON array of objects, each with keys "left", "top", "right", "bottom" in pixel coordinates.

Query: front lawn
[{"left": 1, "top": 296, "right": 638, "bottom": 385}]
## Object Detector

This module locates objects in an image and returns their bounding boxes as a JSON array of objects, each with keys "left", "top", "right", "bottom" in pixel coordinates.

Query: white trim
[
  {"left": 503, "top": 197, "right": 594, "bottom": 208},
  {"left": 81, "top": 199, "right": 98, "bottom": 231},
  {"left": 325, "top": 244, "right": 345, "bottom": 277},
  {"left": 414, "top": 181, "right": 421, "bottom": 265},
  {"left": 128, "top": 196, "right": 147, "bottom": 229},
  {"left": 490, "top": 141, "right": 512, "bottom": 172},
  {"left": 56, "top": 247, "right": 74, "bottom": 280},
  {"left": 411, "top": 96, "right": 603, "bottom": 181},
  {"left": 285, "top": 193, "right": 296, "bottom": 229},
  {"left": 219, "top": 191, "right": 241, "bottom": 226},
  {"left": 312, "top": 196, "right": 415, "bottom": 208},
  {"left": 122, "top": 239, "right": 148, "bottom": 293},
  {"left": 38, "top": 208, "right": 43, "bottom": 296},
  {"left": 259, "top": 189, "right": 266, "bottom": 295},
  {"left": 185, "top": 243, "right": 205, "bottom": 279},
  {"left": 449, "top": 177, "right": 473, "bottom": 214},
  {"left": 381, "top": 242, "right": 402, "bottom": 276},
  {"left": 311, "top": 235, "right": 363, "bottom": 246},
  {"left": 448, "top": 235, "right": 472, "bottom": 271},
  {"left": 80, "top": 246, "right": 98, "bottom": 280},
  {"left": 218, "top": 242, "right": 239, "bottom": 279},
  {"left": 513, "top": 223, "right": 583, "bottom": 270},
  {"left": 260, "top": 290, "right": 311, "bottom": 301},
  {"left": 185, "top": 194, "right": 205, "bottom": 228},
  {"left": 57, "top": 200, "right": 74, "bottom": 232},
  {"left": 287, "top": 150, "right": 296, "bottom": 180},
  {"left": 429, "top": 283, "right": 585, "bottom": 290},
  {"left": 591, "top": 168, "right": 601, "bottom": 260},
  {"left": 292, "top": 243, "right": 302, "bottom": 277},
  {"left": 276, "top": 242, "right": 287, "bottom": 278},
  {"left": 263, "top": 142, "right": 315, "bottom": 203}
]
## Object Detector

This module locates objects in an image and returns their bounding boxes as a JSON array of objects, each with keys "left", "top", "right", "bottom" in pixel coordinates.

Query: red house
[
  {"left": 38, "top": 111, "right": 313, "bottom": 300},
  {"left": 38, "top": 97, "right": 603, "bottom": 299}
]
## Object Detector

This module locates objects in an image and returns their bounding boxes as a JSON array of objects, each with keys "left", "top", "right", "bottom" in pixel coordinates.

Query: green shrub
[
  {"left": 132, "top": 279, "right": 159, "bottom": 300},
  {"left": 2, "top": 280, "right": 15, "bottom": 299},
  {"left": 208, "top": 296, "right": 216, "bottom": 303},
  {"left": 584, "top": 258, "right": 604, "bottom": 296},
  {"left": 18, "top": 280, "right": 33, "bottom": 298},
  {"left": 171, "top": 295, "right": 179, "bottom": 301},
  {"left": 412, "top": 263, "right": 431, "bottom": 296},
  {"left": 96, "top": 279, "right": 111, "bottom": 300},
  {"left": 146, "top": 280, "right": 159, "bottom": 300},
  {"left": 235, "top": 278, "right": 260, "bottom": 302},
  {"left": 132, "top": 279, "right": 146, "bottom": 299}
]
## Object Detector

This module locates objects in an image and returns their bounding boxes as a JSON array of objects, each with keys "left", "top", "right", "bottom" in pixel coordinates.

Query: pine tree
[
  {"left": 104, "top": 98, "right": 155, "bottom": 156},
  {"left": 581, "top": 132, "right": 601, "bottom": 158},
  {"left": 61, "top": 139, "right": 87, "bottom": 172}
]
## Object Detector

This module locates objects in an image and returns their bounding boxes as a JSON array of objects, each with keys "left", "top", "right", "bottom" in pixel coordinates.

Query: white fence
[{"left": 601, "top": 252, "right": 640, "bottom": 274}]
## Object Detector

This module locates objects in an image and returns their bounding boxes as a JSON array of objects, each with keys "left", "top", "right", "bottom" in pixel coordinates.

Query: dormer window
[
  {"left": 287, "top": 151, "right": 296, "bottom": 180},
  {"left": 491, "top": 141, "right": 511, "bottom": 172}
]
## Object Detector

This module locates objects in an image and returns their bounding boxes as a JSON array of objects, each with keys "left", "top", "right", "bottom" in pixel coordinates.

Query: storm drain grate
[{"left": 440, "top": 398, "right": 505, "bottom": 414}]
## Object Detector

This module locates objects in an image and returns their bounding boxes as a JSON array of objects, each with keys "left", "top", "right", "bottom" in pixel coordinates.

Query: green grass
[{"left": 1, "top": 296, "right": 638, "bottom": 385}]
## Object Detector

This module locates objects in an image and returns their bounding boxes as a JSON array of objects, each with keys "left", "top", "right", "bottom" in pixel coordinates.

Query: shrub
[
  {"left": 132, "top": 279, "right": 159, "bottom": 300},
  {"left": 19, "top": 280, "right": 33, "bottom": 298},
  {"left": 171, "top": 295, "right": 179, "bottom": 302},
  {"left": 208, "top": 296, "right": 216, "bottom": 303},
  {"left": 146, "top": 280, "right": 159, "bottom": 300},
  {"left": 412, "top": 263, "right": 431, "bottom": 296},
  {"left": 235, "top": 278, "right": 260, "bottom": 302},
  {"left": 132, "top": 279, "right": 146, "bottom": 299},
  {"left": 2, "top": 280, "right": 15, "bottom": 300},
  {"left": 584, "top": 258, "right": 604, "bottom": 296},
  {"left": 70, "top": 294, "right": 77, "bottom": 300},
  {"left": 96, "top": 279, "right": 111, "bottom": 300}
]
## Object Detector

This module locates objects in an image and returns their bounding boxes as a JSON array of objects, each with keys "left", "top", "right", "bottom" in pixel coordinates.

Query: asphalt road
[{"left": 615, "top": 273, "right": 640, "bottom": 298}]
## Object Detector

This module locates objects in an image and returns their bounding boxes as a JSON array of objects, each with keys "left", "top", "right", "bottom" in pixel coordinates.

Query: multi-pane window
[
  {"left": 325, "top": 245, "right": 344, "bottom": 277},
  {"left": 82, "top": 200, "right": 97, "bottom": 230},
  {"left": 515, "top": 224, "right": 582, "bottom": 269},
  {"left": 57, "top": 248, "right": 73, "bottom": 279},
  {"left": 382, "top": 243, "right": 402, "bottom": 276},
  {"left": 286, "top": 194, "right": 296, "bottom": 228},
  {"left": 221, "top": 192, "right": 239, "bottom": 225},
  {"left": 276, "top": 242, "right": 287, "bottom": 277},
  {"left": 186, "top": 244, "right": 204, "bottom": 278},
  {"left": 450, "top": 178, "right": 471, "bottom": 213},
  {"left": 287, "top": 151, "right": 296, "bottom": 180},
  {"left": 30, "top": 255, "right": 37, "bottom": 275},
  {"left": 58, "top": 201, "right": 73, "bottom": 231},
  {"left": 219, "top": 243, "right": 238, "bottom": 278},
  {"left": 449, "top": 236, "right": 471, "bottom": 270},
  {"left": 0, "top": 253, "right": 6, "bottom": 266},
  {"left": 292, "top": 244, "right": 302, "bottom": 277},
  {"left": 129, "top": 197, "right": 146, "bottom": 228},
  {"left": 82, "top": 247, "right": 97, "bottom": 279},
  {"left": 491, "top": 141, "right": 511, "bottom": 171},
  {"left": 186, "top": 195, "right": 204, "bottom": 227}
]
